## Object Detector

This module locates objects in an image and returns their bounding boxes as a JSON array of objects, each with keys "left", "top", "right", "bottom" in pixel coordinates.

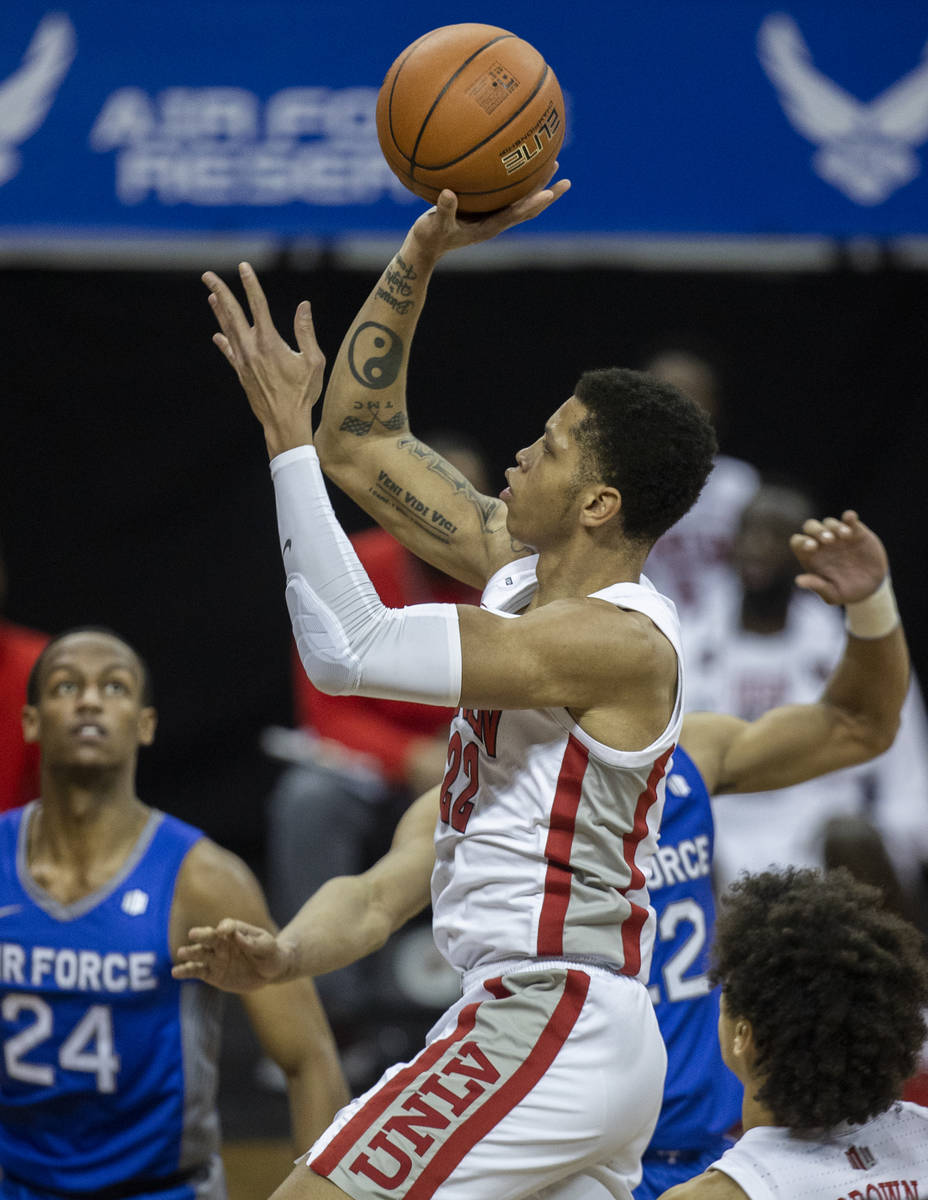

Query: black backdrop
[{"left": 2, "top": 259, "right": 925, "bottom": 864}]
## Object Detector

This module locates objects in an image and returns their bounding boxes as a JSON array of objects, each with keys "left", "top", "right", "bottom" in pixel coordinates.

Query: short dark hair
[
  {"left": 571, "top": 368, "right": 717, "bottom": 544},
  {"left": 711, "top": 867, "right": 928, "bottom": 1131},
  {"left": 26, "top": 626, "right": 154, "bottom": 707}
]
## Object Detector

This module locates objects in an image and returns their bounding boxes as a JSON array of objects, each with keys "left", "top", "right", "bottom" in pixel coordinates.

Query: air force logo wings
[
  {"left": 758, "top": 12, "right": 928, "bottom": 205},
  {"left": 0, "top": 12, "right": 76, "bottom": 187}
]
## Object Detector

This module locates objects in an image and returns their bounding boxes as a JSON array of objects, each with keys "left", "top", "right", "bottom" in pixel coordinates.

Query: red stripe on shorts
[
  {"left": 405, "top": 968, "right": 592, "bottom": 1199},
  {"left": 537, "top": 735, "right": 589, "bottom": 955},
  {"left": 309, "top": 1001, "right": 482, "bottom": 1178},
  {"left": 620, "top": 746, "right": 673, "bottom": 977}
]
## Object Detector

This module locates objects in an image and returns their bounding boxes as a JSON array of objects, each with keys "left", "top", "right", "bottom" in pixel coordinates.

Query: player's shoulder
[
  {"left": 659, "top": 1168, "right": 749, "bottom": 1200},
  {"left": 173, "top": 837, "right": 269, "bottom": 931}
]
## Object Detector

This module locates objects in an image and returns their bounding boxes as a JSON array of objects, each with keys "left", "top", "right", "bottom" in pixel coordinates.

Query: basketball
[{"left": 376, "top": 23, "right": 565, "bottom": 213}]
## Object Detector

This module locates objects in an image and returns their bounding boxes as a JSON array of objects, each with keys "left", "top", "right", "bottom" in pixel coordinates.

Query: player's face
[
  {"left": 501, "top": 396, "right": 587, "bottom": 546},
  {"left": 22, "top": 633, "right": 156, "bottom": 770}
]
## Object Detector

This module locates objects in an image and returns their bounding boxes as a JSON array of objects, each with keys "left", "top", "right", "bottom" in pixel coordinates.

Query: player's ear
[
  {"left": 21, "top": 705, "right": 39, "bottom": 744},
  {"left": 137, "top": 707, "right": 158, "bottom": 747},
  {"left": 732, "top": 1018, "right": 754, "bottom": 1059},
  {"left": 579, "top": 485, "right": 622, "bottom": 529}
]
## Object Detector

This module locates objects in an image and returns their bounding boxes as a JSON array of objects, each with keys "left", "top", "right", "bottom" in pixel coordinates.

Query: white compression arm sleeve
[{"left": 270, "top": 445, "right": 463, "bottom": 706}]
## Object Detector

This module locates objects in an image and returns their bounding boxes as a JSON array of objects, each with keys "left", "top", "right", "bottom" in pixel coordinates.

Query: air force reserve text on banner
[{"left": 1, "top": 1, "right": 927, "bottom": 244}]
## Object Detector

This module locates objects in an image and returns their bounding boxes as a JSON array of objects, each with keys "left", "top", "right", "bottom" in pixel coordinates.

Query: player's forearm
[
  {"left": 823, "top": 623, "right": 909, "bottom": 756},
  {"left": 315, "top": 231, "right": 441, "bottom": 474},
  {"left": 278, "top": 873, "right": 397, "bottom": 981}
]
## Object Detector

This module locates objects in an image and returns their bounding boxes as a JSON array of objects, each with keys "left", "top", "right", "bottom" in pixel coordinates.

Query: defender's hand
[
  {"left": 790, "top": 511, "right": 889, "bottom": 606},
  {"left": 203, "top": 262, "right": 325, "bottom": 459},
  {"left": 172, "top": 918, "right": 294, "bottom": 992}
]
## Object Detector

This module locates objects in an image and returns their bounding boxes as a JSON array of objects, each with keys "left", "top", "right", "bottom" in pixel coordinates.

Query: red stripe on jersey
[
  {"left": 620, "top": 746, "right": 673, "bottom": 977},
  {"left": 309, "top": 1001, "right": 481, "bottom": 1178},
  {"left": 405, "top": 969, "right": 591, "bottom": 1199},
  {"left": 537, "top": 735, "right": 590, "bottom": 956}
]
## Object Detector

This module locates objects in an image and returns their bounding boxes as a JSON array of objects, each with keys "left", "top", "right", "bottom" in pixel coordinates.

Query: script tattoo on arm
[
  {"left": 397, "top": 437, "right": 506, "bottom": 534},
  {"left": 375, "top": 253, "right": 418, "bottom": 315}
]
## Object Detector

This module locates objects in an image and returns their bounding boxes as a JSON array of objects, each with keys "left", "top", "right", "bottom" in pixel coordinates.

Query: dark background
[{"left": 2, "top": 258, "right": 925, "bottom": 869}]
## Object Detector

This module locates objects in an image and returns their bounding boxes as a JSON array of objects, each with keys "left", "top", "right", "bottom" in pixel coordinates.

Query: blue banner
[{"left": 1, "top": 1, "right": 927, "bottom": 241}]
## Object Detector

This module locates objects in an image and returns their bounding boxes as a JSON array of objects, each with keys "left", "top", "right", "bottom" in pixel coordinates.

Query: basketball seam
[
  {"left": 410, "top": 63, "right": 553, "bottom": 175},
  {"left": 398, "top": 34, "right": 516, "bottom": 170},
  {"left": 385, "top": 30, "right": 452, "bottom": 160}
]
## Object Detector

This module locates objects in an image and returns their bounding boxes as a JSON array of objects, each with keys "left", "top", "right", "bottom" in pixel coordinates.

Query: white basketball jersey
[
  {"left": 711, "top": 1101, "right": 928, "bottom": 1200},
  {"left": 430, "top": 555, "right": 684, "bottom": 981}
]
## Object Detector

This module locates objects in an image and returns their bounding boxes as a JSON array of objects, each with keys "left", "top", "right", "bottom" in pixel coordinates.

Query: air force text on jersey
[
  {"left": 645, "top": 834, "right": 711, "bottom": 890},
  {"left": 0, "top": 943, "right": 157, "bottom": 992}
]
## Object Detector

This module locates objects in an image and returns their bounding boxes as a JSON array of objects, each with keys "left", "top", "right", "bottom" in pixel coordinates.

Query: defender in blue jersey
[
  {"left": 175, "top": 510, "right": 909, "bottom": 1200},
  {"left": 0, "top": 629, "right": 348, "bottom": 1200}
]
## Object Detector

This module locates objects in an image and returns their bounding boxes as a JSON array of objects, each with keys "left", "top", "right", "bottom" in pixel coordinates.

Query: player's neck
[
  {"left": 28, "top": 779, "right": 149, "bottom": 900},
  {"left": 740, "top": 1075, "right": 777, "bottom": 1132},
  {"left": 532, "top": 537, "right": 646, "bottom": 606}
]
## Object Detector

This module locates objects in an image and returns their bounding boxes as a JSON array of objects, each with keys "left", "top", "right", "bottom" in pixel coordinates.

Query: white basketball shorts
[{"left": 300, "top": 960, "right": 667, "bottom": 1200}]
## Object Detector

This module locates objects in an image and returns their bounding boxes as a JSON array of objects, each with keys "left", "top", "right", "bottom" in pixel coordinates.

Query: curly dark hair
[
  {"left": 711, "top": 867, "right": 928, "bottom": 1131},
  {"left": 26, "top": 626, "right": 154, "bottom": 707},
  {"left": 571, "top": 367, "right": 717, "bottom": 545}
]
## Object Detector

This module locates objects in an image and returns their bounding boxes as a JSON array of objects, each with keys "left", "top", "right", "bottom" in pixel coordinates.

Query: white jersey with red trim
[
  {"left": 710, "top": 1101, "right": 928, "bottom": 1200},
  {"left": 431, "top": 555, "right": 684, "bottom": 982}
]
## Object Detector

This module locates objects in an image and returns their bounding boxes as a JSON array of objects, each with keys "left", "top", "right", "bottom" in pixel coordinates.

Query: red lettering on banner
[
  {"left": 901, "top": 1184, "right": 919, "bottom": 1199},
  {"left": 382, "top": 1093, "right": 451, "bottom": 1156},
  {"left": 349, "top": 1130, "right": 412, "bottom": 1188},
  {"left": 462, "top": 709, "right": 502, "bottom": 757},
  {"left": 442, "top": 1041, "right": 501, "bottom": 1084},
  {"left": 419, "top": 1071, "right": 484, "bottom": 1116}
]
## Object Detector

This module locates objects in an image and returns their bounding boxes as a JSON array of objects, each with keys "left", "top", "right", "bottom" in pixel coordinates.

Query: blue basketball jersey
[
  {"left": 0, "top": 805, "right": 224, "bottom": 1198},
  {"left": 642, "top": 746, "right": 742, "bottom": 1155}
]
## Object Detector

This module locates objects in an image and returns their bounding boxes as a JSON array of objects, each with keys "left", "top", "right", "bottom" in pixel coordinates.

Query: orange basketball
[{"left": 376, "top": 23, "right": 565, "bottom": 213}]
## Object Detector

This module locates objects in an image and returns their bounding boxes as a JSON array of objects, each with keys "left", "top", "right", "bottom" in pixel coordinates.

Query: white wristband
[{"left": 844, "top": 576, "right": 900, "bottom": 640}]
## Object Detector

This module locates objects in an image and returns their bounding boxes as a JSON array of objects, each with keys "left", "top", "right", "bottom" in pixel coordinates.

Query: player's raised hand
[
  {"left": 172, "top": 918, "right": 294, "bottom": 993},
  {"left": 409, "top": 163, "right": 570, "bottom": 258},
  {"left": 790, "top": 511, "right": 889, "bottom": 606},
  {"left": 202, "top": 262, "right": 325, "bottom": 458}
]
